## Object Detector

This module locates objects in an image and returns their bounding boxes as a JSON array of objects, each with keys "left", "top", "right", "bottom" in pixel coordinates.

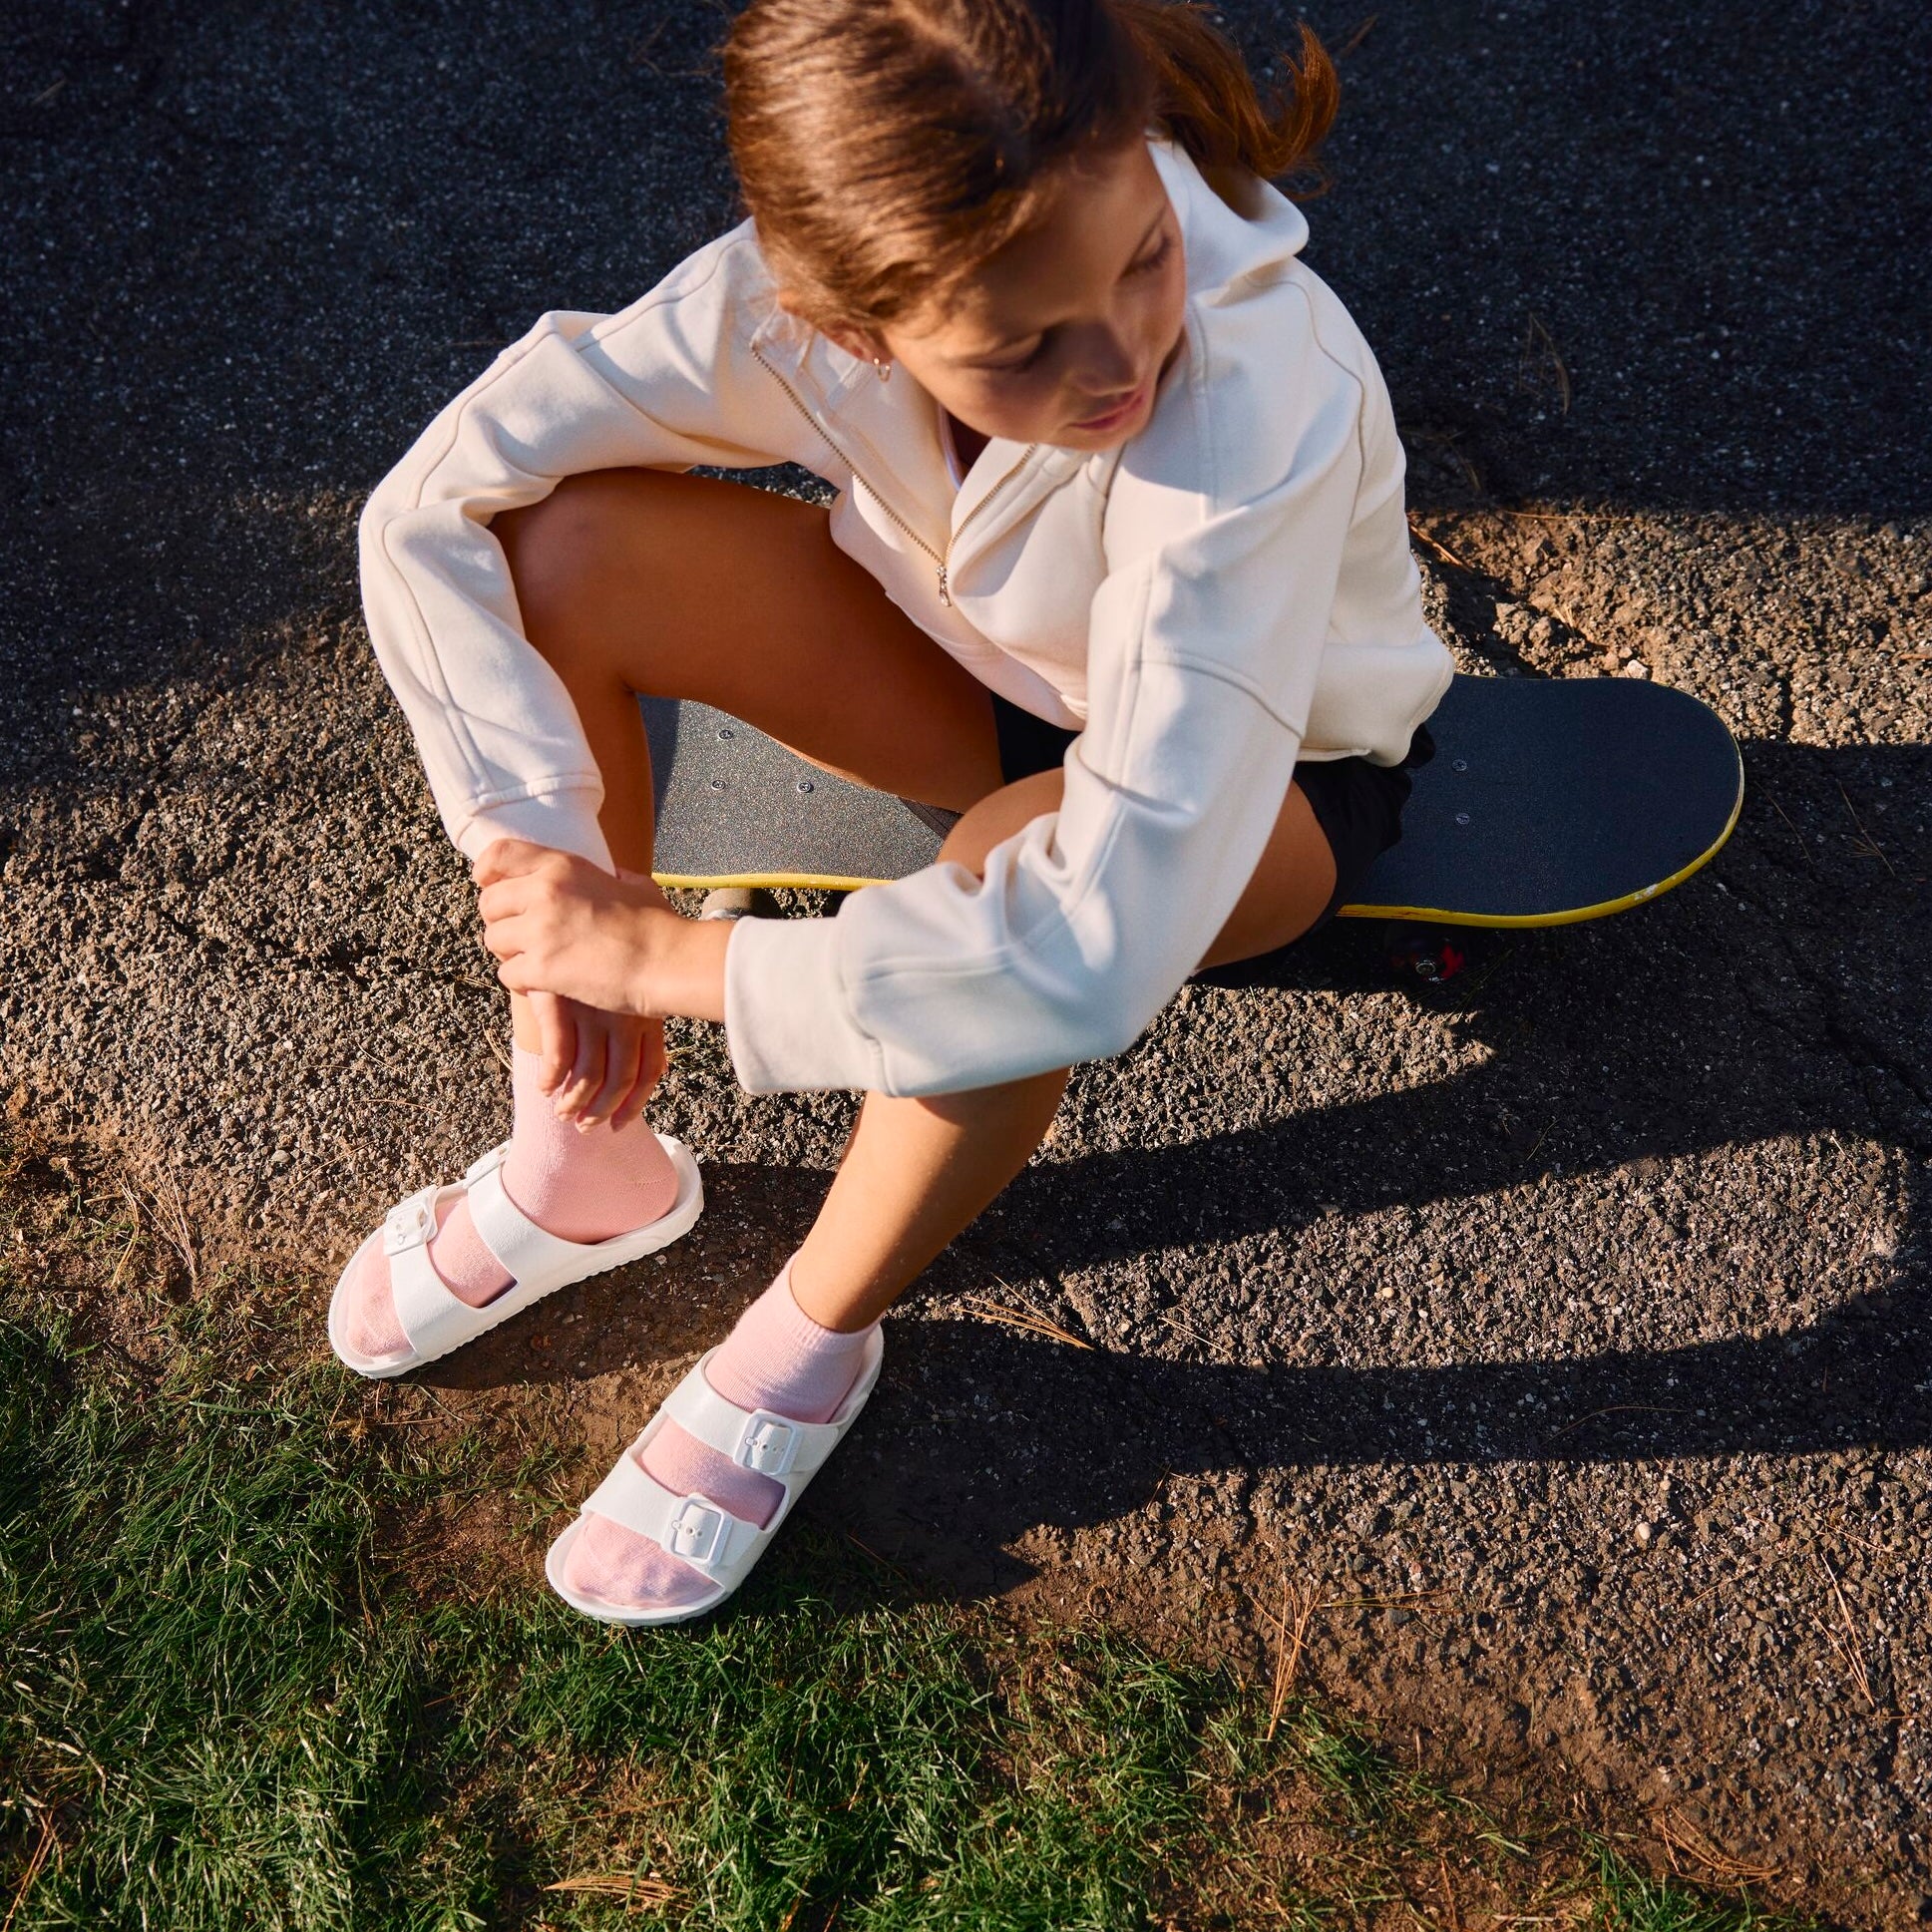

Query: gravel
[{"left": 2, "top": 0, "right": 1927, "bottom": 1921}]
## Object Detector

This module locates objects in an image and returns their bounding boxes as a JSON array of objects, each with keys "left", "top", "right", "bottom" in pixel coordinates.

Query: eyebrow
[{"left": 966, "top": 207, "right": 1170, "bottom": 358}]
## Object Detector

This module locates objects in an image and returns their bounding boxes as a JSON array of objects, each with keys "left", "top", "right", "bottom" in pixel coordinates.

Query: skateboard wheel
[
  {"left": 699, "top": 888, "right": 758, "bottom": 923},
  {"left": 1383, "top": 923, "right": 1466, "bottom": 985}
]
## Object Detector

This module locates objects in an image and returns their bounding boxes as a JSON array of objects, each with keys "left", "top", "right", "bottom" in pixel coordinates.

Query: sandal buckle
[
  {"left": 735, "top": 1412, "right": 800, "bottom": 1477},
  {"left": 663, "top": 1495, "right": 728, "bottom": 1568},
  {"left": 382, "top": 1197, "right": 436, "bottom": 1256}
]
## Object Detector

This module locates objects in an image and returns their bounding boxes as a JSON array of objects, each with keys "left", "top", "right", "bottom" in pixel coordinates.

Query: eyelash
[{"left": 985, "top": 233, "right": 1172, "bottom": 375}]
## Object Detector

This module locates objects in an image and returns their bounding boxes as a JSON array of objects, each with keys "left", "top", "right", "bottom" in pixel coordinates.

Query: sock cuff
[
  {"left": 706, "top": 1255, "right": 875, "bottom": 1420},
  {"left": 768, "top": 1253, "right": 878, "bottom": 1348}
]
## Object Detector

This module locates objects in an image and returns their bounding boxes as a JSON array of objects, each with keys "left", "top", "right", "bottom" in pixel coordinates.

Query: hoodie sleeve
[
  {"left": 721, "top": 354, "right": 1365, "bottom": 1096},
  {"left": 358, "top": 223, "right": 809, "bottom": 870}
]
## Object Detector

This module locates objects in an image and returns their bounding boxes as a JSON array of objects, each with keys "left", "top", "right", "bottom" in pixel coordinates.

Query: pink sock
[
  {"left": 339, "top": 1044, "right": 680, "bottom": 1360},
  {"left": 561, "top": 1258, "right": 876, "bottom": 1612}
]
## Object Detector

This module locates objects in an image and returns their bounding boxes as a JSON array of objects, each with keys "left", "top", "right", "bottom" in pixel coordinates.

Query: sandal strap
[
  {"left": 580, "top": 1456, "right": 760, "bottom": 1580},
  {"left": 463, "top": 1144, "right": 602, "bottom": 1287},
  {"left": 658, "top": 1352, "right": 847, "bottom": 1479},
  {"left": 387, "top": 1186, "right": 491, "bottom": 1361}
]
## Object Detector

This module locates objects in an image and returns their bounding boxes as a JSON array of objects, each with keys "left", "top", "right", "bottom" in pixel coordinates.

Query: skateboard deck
[{"left": 641, "top": 673, "right": 1741, "bottom": 927}]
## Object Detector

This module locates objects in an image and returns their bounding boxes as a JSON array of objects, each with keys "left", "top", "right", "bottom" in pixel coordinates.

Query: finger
[
  {"left": 529, "top": 988, "right": 574, "bottom": 1092},
  {"left": 471, "top": 837, "right": 548, "bottom": 887},
  {"left": 498, "top": 956, "right": 543, "bottom": 997},
  {"left": 608, "top": 1075, "right": 651, "bottom": 1134},
  {"left": 610, "top": 1024, "right": 663, "bottom": 1132},
  {"left": 579, "top": 1020, "right": 639, "bottom": 1129},
  {"left": 555, "top": 1007, "right": 607, "bottom": 1121},
  {"left": 476, "top": 878, "right": 532, "bottom": 925},
  {"left": 480, "top": 913, "right": 528, "bottom": 962}
]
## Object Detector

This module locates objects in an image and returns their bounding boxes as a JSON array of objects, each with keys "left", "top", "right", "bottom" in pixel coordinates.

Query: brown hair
[{"left": 722, "top": 0, "right": 1338, "bottom": 333}]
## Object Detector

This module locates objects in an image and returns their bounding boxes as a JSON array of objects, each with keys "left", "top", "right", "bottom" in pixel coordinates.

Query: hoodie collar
[{"left": 1147, "top": 135, "right": 1311, "bottom": 306}]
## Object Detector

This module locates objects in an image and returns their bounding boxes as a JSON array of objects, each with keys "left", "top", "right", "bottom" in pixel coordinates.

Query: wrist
[{"left": 634, "top": 908, "right": 732, "bottom": 1022}]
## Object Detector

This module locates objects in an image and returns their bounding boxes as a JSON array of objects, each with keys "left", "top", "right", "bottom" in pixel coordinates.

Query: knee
[
  {"left": 936, "top": 771, "right": 1062, "bottom": 878},
  {"left": 936, "top": 814, "right": 991, "bottom": 880},
  {"left": 492, "top": 471, "right": 642, "bottom": 659}
]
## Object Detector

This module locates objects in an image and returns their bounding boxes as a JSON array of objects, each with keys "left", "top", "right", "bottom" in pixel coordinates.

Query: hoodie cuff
[
  {"left": 457, "top": 789, "right": 613, "bottom": 873},
  {"left": 723, "top": 914, "right": 888, "bottom": 1094}
]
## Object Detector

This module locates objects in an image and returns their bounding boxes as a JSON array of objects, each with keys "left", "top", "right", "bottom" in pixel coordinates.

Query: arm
[
  {"left": 726, "top": 498, "right": 1353, "bottom": 1091},
  {"left": 358, "top": 222, "right": 816, "bottom": 872},
  {"left": 477, "top": 388, "right": 1364, "bottom": 1093}
]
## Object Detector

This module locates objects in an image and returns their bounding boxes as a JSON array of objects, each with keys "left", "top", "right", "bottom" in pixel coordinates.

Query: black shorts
[{"left": 991, "top": 691, "right": 1433, "bottom": 934}]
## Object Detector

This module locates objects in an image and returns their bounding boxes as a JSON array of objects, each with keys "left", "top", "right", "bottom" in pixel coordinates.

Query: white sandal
[
  {"left": 545, "top": 1327, "right": 885, "bottom": 1627},
  {"left": 327, "top": 1135, "right": 704, "bottom": 1379}
]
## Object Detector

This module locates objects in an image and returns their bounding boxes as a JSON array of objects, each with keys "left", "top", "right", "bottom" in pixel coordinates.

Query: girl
[{"left": 331, "top": 0, "right": 1452, "bottom": 1626}]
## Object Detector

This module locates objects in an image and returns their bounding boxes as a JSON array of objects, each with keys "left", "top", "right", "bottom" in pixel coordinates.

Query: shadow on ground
[{"left": 429, "top": 738, "right": 1930, "bottom": 1557}]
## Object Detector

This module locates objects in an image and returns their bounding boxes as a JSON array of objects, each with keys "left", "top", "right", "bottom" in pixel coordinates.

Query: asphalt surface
[{"left": 3, "top": 0, "right": 1929, "bottom": 1920}]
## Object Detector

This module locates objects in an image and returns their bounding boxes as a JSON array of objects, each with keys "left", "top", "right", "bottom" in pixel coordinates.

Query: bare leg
[
  {"left": 490, "top": 469, "right": 1337, "bottom": 1331},
  {"left": 492, "top": 466, "right": 1008, "bottom": 1101},
  {"left": 493, "top": 467, "right": 1005, "bottom": 846},
  {"left": 784, "top": 767, "right": 1339, "bottom": 1333},
  {"left": 789, "top": 1070, "right": 1071, "bottom": 1332}
]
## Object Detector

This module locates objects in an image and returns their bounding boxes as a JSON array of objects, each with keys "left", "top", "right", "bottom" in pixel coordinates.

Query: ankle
[
  {"left": 704, "top": 1261, "right": 875, "bottom": 1425},
  {"left": 785, "top": 1249, "right": 889, "bottom": 1338}
]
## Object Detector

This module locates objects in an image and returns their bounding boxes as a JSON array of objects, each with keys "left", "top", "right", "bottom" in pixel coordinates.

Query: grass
[{"left": 0, "top": 1129, "right": 1826, "bottom": 1931}]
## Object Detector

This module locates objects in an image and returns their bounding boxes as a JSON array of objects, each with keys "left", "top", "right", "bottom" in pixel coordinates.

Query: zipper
[{"left": 753, "top": 342, "right": 1036, "bottom": 607}]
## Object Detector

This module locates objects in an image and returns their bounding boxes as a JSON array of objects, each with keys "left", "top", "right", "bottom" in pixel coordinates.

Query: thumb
[{"left": 472, "top": 837, "right": 548, "bottom": 887}]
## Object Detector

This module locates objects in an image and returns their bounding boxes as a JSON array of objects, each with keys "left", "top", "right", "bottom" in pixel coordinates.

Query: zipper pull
[{"left": 936, "top": 564, "right": 952, "bottom": 607}]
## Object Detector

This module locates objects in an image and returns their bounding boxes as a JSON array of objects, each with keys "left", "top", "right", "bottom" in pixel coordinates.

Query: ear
[
  {"left": 819, "top": 323, "right": 889, "bottom": 367},
  {"left": 775, "top": 289, "right": 886, "bottom": 368}
]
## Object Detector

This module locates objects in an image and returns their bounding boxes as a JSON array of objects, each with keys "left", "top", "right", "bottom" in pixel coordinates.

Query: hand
[
  {"left": 475, "top": 840, "right": 675, "bottom": 1014},
  {"left": 524, "top": 989, "right": 666, "bottom": 1132},
  {"left": 476, "top": 838, "right": 734, "bottom": 1031}
]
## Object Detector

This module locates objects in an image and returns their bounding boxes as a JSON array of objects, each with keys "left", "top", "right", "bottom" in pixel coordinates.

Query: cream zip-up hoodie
[{"left": 358, "top": 138, "right": 1453, "bottom": 1097}]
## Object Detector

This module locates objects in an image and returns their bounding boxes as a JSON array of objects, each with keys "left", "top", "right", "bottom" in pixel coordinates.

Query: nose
[{"left": 1065, "top": 320, "right": 1140, "bottom": 400}]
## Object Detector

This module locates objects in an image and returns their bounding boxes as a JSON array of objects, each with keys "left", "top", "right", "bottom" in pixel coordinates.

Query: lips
[{"left": 1069, "top": 377, "right": 1149, "bottom": 433}]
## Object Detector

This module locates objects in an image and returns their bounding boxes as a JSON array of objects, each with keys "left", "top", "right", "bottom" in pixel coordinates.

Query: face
[{"left": 833, "top": 139, "right": 1187, "bottom": 453}]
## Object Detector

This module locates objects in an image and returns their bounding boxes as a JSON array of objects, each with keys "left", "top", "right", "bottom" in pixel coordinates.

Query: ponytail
[{"left": 1120, "top": 5, "right": 1337, "bottom": 187}]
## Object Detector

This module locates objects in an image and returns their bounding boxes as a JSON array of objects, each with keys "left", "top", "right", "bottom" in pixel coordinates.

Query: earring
[{"left": 873, "top": 357, "right": 892, "bottom": 383}]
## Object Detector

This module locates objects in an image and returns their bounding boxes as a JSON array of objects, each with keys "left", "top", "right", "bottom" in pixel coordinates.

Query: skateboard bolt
[
  {"left": 717, "top": 725, "right": 735, "bottom": 739},
  {"left": 796, "top": 779, "right": 815, "bottom": 793},
  {"left": 1452, "top": 758, "right": 1468, "bottom": 772},
  {"left": 1455, "top": 811, "right": 1471, "bottom": 825}
]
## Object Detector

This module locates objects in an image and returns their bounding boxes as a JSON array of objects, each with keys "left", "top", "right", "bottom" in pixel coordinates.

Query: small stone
[
  {"left": 1634, "top": 1521, "right": 1654, "bottom": 1546},
  {"left": 1624, "top": 659, "right": 1651, "bottom": 678}
]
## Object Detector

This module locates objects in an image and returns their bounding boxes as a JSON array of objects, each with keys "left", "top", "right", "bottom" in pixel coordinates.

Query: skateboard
[{"left": 640, "top": 674, "right": 1742, "bottom": 969}]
